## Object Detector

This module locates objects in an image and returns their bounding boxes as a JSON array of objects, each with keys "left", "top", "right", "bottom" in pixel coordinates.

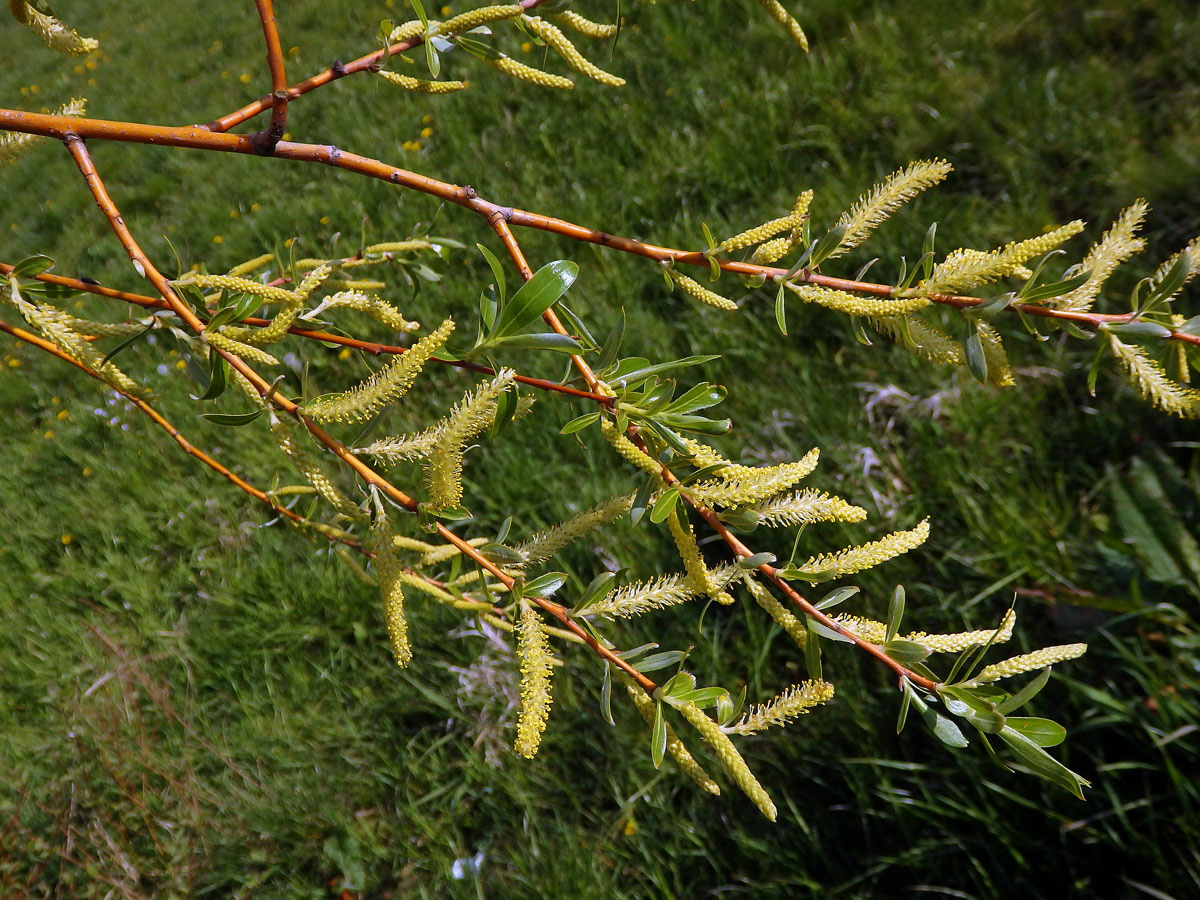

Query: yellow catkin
[
  {"left": 376, "top": 70, "right": 468, "bottom": 93},
  {"left": 549, "top": 10, "right": 618, "bottom": 39},
  {"left": 425, "top": 370, "right": 515, "bottom": 510},
  {"left": 676, "top": 702, "right": 776, "bottom": 821},
  {"left": 1171, "top": 315, "right": 1191, "bottom": 385},
  {"left": 620, "top": 676, "right": 721, "bottom": 795},
  {"left": 304, "top": 290, "right": 420, "bottom": 333},
  {"left": 397, "top": 572, "right": 460, "bottom": 606},
  {"left": 178, "top": 273, "right": 297, "bottom": 305},
  {"left": 271, "top": 421, "right": 362, "bottom": 519},
  {"left": 921, "top": 222, "right": 1085, "bottom": 295},
  {"left": 754, "top": 0, "right": 808, "bottom": 51},
  {"left": 1055, "top": 201, "right": 1149, "bottom": 312},
  {"left": 717, "top": 214, "right": 802, "bottom": 254},
  {"left": 388, "top": 20, "right": 426, "bottom": 43},
  {"left": 870, "top": 315, "right": 965, "bottom": 366},
  {"left": 201, "top": 330, "right": 279, "bottom": 366},
  {"left": 1152, "top": 238, "right": 1200, "bottom": 301},
  {"left": 748, "top": 488, "right": 867, "bottom": 527},
  {"left": 1107, "top": 333, "right": 1200, "bottom": 418},
  {"left": 686, "top": 449, "right": 822, "bottom": 508},
  {"left": 374, "top": 534, "right": 412, "bottom": 667},
  {"left": 589, "top": 572, "right": 698, "bottom": 619},
  {"left": 302, "top": 318, "right": 453, "bottom": 422},
  {"left": 837, "top": 608, "right": 1017, "bottom": 652},
  {"left": 970, "top": 643, "right": 1088, "bottom": 684},
  {"left": 726, "top": 681, "right": 834, "bottom": 735},
  {"left": 749, "top": 236, "right": 792, "bottom": 266},
  {"left": 834, "top": 159, "right": 953, "bottom": 257},
  {"left": 523, "top": 16, "right": 625, "bottom": 86},
  {"left": 434, "top": 4, "right": 524, "bottom": 35},
  {"left": 666, "top": 267, "right": 739, "bottom": 311},
  {"left": 785, "top": 282, "right": 931, "bottom": 317},
  {"left": 599, "top": 419, "right": 664, "bottom": 476},
  {"left": 667, "top": 509, "right": 734, "bottom": 605},
  {"left": 417, "top": 536, "right": 490, "bottom": 567},
  {"left": 978, "top": 323, "right": 1014, "bottom": 387},
  {"left": 10, "top": 1, "right": 97, "bottom": 54},
  {"left": 514, "top": 493, "right": 635, "bottom": 566},
  {"left": 487, "top": 55, "right": 575, "bottom": 90},
  {"left": 226, "top": 253, "right": 276, "bottom": 278},
  {"left": 798, "top": 518, "right": 930, "bottom": 577},
  {"left": 746, "top": 577, "right": 807, "bottom": 650},
  {"left": 515, "top": 601, "right": 555, "bottom": 758}
]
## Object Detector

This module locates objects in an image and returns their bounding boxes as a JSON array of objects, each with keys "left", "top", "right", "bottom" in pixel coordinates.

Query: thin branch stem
[{"left": 250, "top": 0, "right": 289, "bottom": 154}]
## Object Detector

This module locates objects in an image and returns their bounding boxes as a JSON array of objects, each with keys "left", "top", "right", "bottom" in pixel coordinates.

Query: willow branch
[
  {"left": 58, "top": 135, "right": 656, "bottom": 694},
  {"left": 5, "top": 108, "right": 1191, "bottom": 348},
  {"left": 250, "top": 0, "right": 289, "bottom": 154},
  {"left": 205, "top": 0, "right": 554, "bottom": 133}
]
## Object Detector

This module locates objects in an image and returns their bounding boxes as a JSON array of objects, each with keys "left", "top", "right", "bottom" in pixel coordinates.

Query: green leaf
[
  {"left": 99, "top": 320, "right": 155, "bottom": 368},
  {"left": 525, "top": 571, "right": 568, "bottom": 598},
  {"left": 560, "top": 411, "right": 601, "bottom": 435},
  {"left": 490, "top": 260, "right": 579, "bottom": 339},
  {"left": 804, "top": 620, "right": 823, "bottom": 680},
  {"left": 573, "top": 570, "right": 620, "bottom": 615},
  {"left": 1019, "top": 268, "right": 1092, "bottom": 303},
  {"left": 650, "top": 702, "right": 666, "bottom": 768},
  {"left": 816, "top": 585, "right": 859, "bottom": 610},
  {"left": 11, "top": 255, "right": 55, "bottom": 278},
  {"left": 897, "top": 680, "right": 914, "bottom": 733},
  {"left": 882, "top": 639, "right": 931, "bottom": 666},
  {"left": 480, "top": 543, "right": 523, "bottom": 565},
  {"left": 921, "top": 222, "right": 937, "bottom": 280},
  {"left": 997, "top": 725, "right": 1088, "bottom": 798},
  {"left": 774, "top": 282, "right": 788, "bottom": 335},
  {"left": 661, "top": 672, "right": 696, "bottom": 699},
  {"left": 199, "top": 409, "right": 265, "bottom": 427},
  {"left": 809, "top": 621, "right": 855, "bottom": 644},
  {"left": 663, "top": 382, "right": 726, "bottom": 416},
  {"left": 701, "top": 221, "right": 716, "bottom": 253},
  {"left": 924, "top": 709, "right": 970, "bottom": 748},
  {"left": 454, "top": 35, "right": 504, "bottom": 61},
  {"left": 649, "top": 487, "right": 681, "bottom": 524},
  {"left": 489, "top": 383, "right": 518, "bottom": 439},
  {"left": 997, "top": 667, "right": 1051, "bottom": 714},
  {"left": 964, "top": 323, "right": 989, "bottom": 384},
  {"left": 1005, "top": 717, "right": 1067, "bottom": 747},
  {"left": 1104, "top": 320, "right": 1173, "bottom": 339},
  {"left": 424, "top": 40, "right": 440, "bottom": 78},
  {"left": 636, "top": 650, "right": 687, "bottom": 673},
  {"left": 606, "top": 355, "right": 720, "bottom": 390},
  {"left": 885, "top": 584, "right": 905, "bottom": 641},
  {"left": 193, "top": 351, "right": 228, "bottom": 401},
  {"left": 630, "top": 475, "right": 654, "bottom": 528},
  {"left": 972, "top": 292, "right": 1015, "bottom": 316},
  {"left": 678, "top": 686, "right": 730, "bottom": 708},
  {"left": 738, "top": 551, "right": 776, "bottom": 569},
  {"left": 475, "top": 242, "right": 507, "bottom": 303},
  {"left": 808, "top": 223, "right": 849, "bottom": 269},
  {"left": 410, "top": 0, "right": 428, "bottom": 26},
  {"left": 596, "top": 309, "right": 626, "bottom": 372},
  {"left": 600, "top": 663, "right": 615, "bottom": 726},
  {"left": 555, "top": 302, "right": 597, "bottom": 349},
  {"left": 484, "top": 332, "right": 582, "bottom": 354}
]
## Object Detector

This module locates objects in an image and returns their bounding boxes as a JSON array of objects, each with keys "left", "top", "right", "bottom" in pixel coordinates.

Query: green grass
[{"left": 2, "top": 0, "right": 1200, "bottom": 897}]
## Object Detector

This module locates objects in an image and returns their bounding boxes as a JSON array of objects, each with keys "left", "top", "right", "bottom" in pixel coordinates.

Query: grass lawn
[{"left": 2, "top": 0, "right": 1199, "bottom": 896}]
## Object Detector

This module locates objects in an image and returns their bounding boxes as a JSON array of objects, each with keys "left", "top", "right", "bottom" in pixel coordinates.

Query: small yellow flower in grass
[
  {"left": 422, "top": 114, "right": 432, "bottom": 124},
  {"left": 56, "top": 408, "right": 69, "bottom": 420},
  {"left": 250, "top": 202, "right": 261, "bottom": 212},
  {"left": 420, "top": 127, "right": 433, "bottom": 138},
  {"left": 212, "top": 235, "right": 224, "bottom": 244},
  {"left": 43, "top": 430, "right": 53, "bottom": 439},
  {"left": 319, "top": 216, "right": 331, "bottom": 225},
  {"left": 229, "top": 209, "right": 239, "bottom": 219},
  {"left": 82, "top": 466, "right": 92, "bottom": 477},
  {"left": 239, "top": 73, "right": 252, "bottom": 84},
  {"left": 338, "top": 348, "right": 352, "bottom": 360},
  {"left": 61, "top": 534, "right": 73, "bottom": 545},
  {"left": 175, "top": 359, "right": 187, "bottom": 370},
  {"left": 8, "top": 357, "right": 21, "bottom": 368}
]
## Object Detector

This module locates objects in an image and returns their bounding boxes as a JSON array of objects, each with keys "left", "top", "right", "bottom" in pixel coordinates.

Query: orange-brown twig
[{"left": 250, "top": 0, "right": 289, "bottom": 154}]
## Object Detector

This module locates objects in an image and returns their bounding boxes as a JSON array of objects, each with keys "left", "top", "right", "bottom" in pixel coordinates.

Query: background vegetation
[{"left": 2, "top": 0, "right": 1198, "bottom": 896}]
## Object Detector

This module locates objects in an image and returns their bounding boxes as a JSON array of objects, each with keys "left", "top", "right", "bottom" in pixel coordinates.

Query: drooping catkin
[
  {"left": 599, "top": 418, "right": 664, "bottom": 477},
  {"left": 836, "top": 607, "right": 1017, "bottom": 652},
  {"left": 1107, "top": 333, "right": 1200, "bottom": 418},
  {"left": 202, "top": 330, "right": 280, "bottom": 366},
  {"left": 797, "top": 518, "right": 930, "bottom": 577},
  {"left": 746, "top": 577, "right": 808, "bottom": 650},
  {"left": 486, "top": 55, "right": 575, "bottom": 90},
  {"left": 371, "top": 516, "right": 412, "bottom": 667},
  {"left": 686, "top": 449, "right": 821, "bottom": 508},
  {"left": 754, "top": 0, "right": 809, "bottom": 51},
  {"left": 9, "top": 1, "right": 97, "bottom": 54},
  {"left": 425, "top": 369, "right": 516, "bottom": 510},
  {"left": 619, "top": 675, "right": 721, "bottom": 795},
  {"left": 514, "top": 601, "right": 555, "bottom": 758},
  {"left": 376, "top": 70, "right": 468, "bottom": 94},
  {"left": 523, "top": 15, "right": 625, "bottom": 86},
  {"left": 587, "top": 572, "right": 698, "bottom": 619},
  {"left": 271, "top": 419, "right": 362, "bottom": 520},
  {"left": 675, "top": 701, "right": 777, "bottom": 821},
  {"left": 665, "top": 267, "right": 738, "bottom": 311},
  {"left": 784, "top": 282, "right": 931, "bottom": 317},
  {"left": 666, "top": 509, "right": 735, "bottom": 605},
  {"left": 725, "top": 681, "right": 834, "bottom": 735},
  {"left": 302, "top": 318, "right": 453, "bottom": 422},
  {"left": 969, "top": 643, "right": 1088, "bottom": 684},
  {"left": 388, "top": 20, "right": 426, "bottom": 43},
  {"left": 832, "top": 159, "right": 953, "bottom": 258},
  {"left": 978, "top": 323, "right": 1014, "bottom": 387},
  {"left": 870, "top": 315, "right": 965, "bottom": 366},
  {"left": 302, "top": 290, "right": 420, "bottom": 333}
]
